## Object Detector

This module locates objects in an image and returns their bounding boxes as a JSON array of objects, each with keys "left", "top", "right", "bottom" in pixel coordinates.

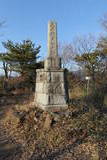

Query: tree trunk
[
  {"left": 91, "top": 65, "right": 96, "bottom": 91},
  {"left": 3, "top": 61, "right": 8, "bottom": 79}
]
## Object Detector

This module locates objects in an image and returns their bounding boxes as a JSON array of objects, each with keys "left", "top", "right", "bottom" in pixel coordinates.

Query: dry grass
[
  {"left": 69, "top": 86, "right": 85, "bottom": 99},
  {"left": 2, "top": 99, "right": 107, "bottom": 160}
]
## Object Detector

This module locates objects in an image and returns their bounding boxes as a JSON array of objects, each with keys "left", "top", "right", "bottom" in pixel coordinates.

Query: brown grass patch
[{"left": 2, "top": 101, "right": 107, "bottom": 160}]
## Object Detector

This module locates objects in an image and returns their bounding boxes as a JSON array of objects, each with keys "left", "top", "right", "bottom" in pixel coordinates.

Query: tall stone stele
[{"left": 34, "top": 21, "right": 69, "bottom": 110}]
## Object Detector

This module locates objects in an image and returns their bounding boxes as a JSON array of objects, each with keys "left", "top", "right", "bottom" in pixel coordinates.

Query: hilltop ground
[{"left": 0, "top": 88, "right": 107, "bottom": 160}]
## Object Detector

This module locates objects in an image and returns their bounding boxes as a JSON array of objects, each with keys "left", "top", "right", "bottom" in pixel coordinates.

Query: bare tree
[
  {"left": 0, "top": 20, "right": 8, "bottom": 79},
  {"left": 101, "top": 13, "right": 107, "bottom": 31},
  {"left": 58, "top": 43, "right": 76, "bottom": 69},
  {"left": 72, "top": 34, "right": 97, "bottom": 55},
  {"left": 59, "top": 34, "right": 97, "bottom": 71}
]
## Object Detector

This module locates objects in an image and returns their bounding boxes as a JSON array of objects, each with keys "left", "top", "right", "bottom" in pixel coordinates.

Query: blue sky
[{"left": 0, "top": 0, "right": 107, "bottom": 59}]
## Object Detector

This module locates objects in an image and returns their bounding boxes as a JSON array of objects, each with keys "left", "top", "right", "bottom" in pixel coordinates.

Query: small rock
[
  {"left": 44, "top": 114, "right": 52, "bottom": 130},
  {"left": 34, "top": 117, "right": 37, "bottom": 122},
  {"left": 34, "top": 125, "right": 38, "bottom": 130}
]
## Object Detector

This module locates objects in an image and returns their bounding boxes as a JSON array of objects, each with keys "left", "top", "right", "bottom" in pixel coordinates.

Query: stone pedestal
[{"left": 35, "top": 69, "right": 68, "bottom": 110}]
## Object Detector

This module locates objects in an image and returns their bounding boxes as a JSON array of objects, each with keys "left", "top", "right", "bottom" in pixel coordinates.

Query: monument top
[
  {"left": 47, "top": 21, "right": 58, "bottom": 57},
  {"left": 45, "top": 21, "right": 61, "bottom": 69}
]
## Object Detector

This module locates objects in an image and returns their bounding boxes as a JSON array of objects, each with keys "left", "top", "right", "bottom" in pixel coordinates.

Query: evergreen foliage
[{"left": 1, "top": 40, "right": 41, "bottom": 77}]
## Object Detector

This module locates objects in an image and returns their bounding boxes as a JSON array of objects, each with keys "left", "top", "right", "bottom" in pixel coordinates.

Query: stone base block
[
  {"left": 36, "top": 103, "right": 68, "bottom": 112},
  {"left": 34, "top": 69, "right": 68, "bottom": 111}
]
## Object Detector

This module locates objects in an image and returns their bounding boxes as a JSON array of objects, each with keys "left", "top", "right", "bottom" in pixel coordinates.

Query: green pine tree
[{"left": 1, "top": 40, "right": 41, "bottom": 78}]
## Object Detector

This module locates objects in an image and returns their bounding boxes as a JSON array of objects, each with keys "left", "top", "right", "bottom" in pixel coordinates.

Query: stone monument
[{"left": 34, "top": 21, "right": 68, "bottom": 111}]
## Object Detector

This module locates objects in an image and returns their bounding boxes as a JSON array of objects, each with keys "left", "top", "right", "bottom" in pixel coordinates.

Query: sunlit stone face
[{"left": 48, "top": 21, "right": 58, "bottom": 57}]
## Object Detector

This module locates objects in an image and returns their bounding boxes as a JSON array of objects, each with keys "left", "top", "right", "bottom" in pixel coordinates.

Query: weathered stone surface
[
  {"left": 45, "top": 57, "right": 61, "bottom": 69},
  {"left": 34, "top": 21, "right": 68, "bottom": 110},
  {"left": 47, "top": 21, "right": 58, "bottom": 57}
]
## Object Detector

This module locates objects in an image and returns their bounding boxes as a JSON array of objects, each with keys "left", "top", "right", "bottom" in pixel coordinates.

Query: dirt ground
[{"left": 0, "top": 93, "right": 107, "bottom": 160}]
